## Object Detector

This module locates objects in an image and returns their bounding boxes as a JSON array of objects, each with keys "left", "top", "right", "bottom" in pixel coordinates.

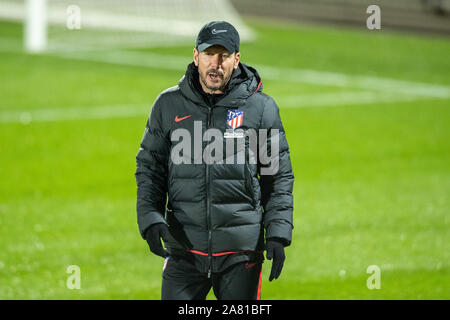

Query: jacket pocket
[
  {"left": 244, "top": 163, "right": 257, "bottom": 208},
  {"left": 165, "top": 205, "right": 193, "bottom": 250}
]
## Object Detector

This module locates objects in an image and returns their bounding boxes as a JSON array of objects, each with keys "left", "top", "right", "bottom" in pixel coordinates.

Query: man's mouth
[{"left": 208, "top": 72, "right": 222, "bottom": 81}]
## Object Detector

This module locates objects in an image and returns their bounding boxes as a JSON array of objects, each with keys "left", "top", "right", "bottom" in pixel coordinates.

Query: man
[{"left": 135, "top": 21, "right": 294, "bottom": 300}]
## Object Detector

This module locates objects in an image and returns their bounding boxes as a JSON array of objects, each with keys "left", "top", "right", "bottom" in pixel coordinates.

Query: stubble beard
[{"left": 199, "top": 68, "right": 232, "bottom": 93}]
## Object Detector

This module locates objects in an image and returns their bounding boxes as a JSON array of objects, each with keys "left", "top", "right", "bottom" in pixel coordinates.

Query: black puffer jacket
[{"left": 135, "top": 62, "right": 294, "bottom": 273}]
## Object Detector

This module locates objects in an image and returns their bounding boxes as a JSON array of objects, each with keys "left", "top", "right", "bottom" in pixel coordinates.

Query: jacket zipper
[{"left": 206, "top": 105, "right": 212, "bottom": 278}]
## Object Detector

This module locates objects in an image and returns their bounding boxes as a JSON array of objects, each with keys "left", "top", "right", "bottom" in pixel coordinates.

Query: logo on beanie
[{"left": 212, "top": 29, "right": 228, "bottom": 34}]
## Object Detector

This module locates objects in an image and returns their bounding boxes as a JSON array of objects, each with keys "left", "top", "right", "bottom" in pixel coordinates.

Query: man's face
[{"left": 193, "top": 45, "right": 240, "bottom": 94}]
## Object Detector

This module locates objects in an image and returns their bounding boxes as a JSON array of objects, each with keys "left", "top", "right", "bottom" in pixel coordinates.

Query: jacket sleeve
[
  {"left": 258, "top": 95, "right": 294, "bottom": 246},
  {"left": 135, "top": 95, "right": 170, "bottom": 239}
]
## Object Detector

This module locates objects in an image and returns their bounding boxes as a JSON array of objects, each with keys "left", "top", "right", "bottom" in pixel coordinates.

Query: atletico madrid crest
[{"left": 226, "top": 109, "right": 244, "bottom": 129}]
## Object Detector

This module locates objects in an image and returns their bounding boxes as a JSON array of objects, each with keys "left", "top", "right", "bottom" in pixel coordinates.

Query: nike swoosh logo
[
  {"left": 212, "top": 29, "right": 227, "bottom": 34},
  {"left": 174, "top": 115, "right": 192, "bottom": 122}
]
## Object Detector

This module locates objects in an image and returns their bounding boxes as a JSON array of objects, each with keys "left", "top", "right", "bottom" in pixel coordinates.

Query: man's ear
[
  {"left": 234, "top": 52, "right": 241, "bottom": 69},
  {"left": 193, "top": 48, "right": 199, "bottom": 67}
]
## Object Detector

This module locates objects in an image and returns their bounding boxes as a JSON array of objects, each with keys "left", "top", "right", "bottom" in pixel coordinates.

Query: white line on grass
[
  {"left": 1, "top": 37, "right": 449, "bottom": 99},
  {"left": 278, "top": 91, "right": 424, "bottom": 108},
  {"left": 1, "top": 38, "right": 448, "bottom": 124},
  {"left": 0, "top": 91, "right": 433, "bottom": 124},
  {"left": 52, "top": 49, "right": 450, "bottom": 99},
  {"left": 0, "top": 104, "right": 149, "bottom": 124}
]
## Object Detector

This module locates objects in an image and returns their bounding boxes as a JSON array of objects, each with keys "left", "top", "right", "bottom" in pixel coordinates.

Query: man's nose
[{"left": 210, "top": 54, "right": 222, "bottom": 68}]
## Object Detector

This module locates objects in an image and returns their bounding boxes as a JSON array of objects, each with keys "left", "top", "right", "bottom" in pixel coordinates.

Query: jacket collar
[{"left": 178, "top": 62, "right": 262, "bottom": 108}]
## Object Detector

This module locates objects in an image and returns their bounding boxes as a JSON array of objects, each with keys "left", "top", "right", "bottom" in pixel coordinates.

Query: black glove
[
  {"left": 266, "top": 238, "right": 286, "bottom": 281},
  {"left": 145, "top": 223, "right": 169, "bottom": 258}
]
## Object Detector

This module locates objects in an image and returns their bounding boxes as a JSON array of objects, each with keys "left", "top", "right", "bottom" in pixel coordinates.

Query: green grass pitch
[{"left": 0, "top": 18, "right": 449, "bottom": 299}]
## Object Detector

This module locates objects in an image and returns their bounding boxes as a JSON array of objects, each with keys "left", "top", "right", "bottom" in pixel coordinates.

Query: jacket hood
[{"left": 178, "top": 61, "right": 262, "bottom": 108}]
